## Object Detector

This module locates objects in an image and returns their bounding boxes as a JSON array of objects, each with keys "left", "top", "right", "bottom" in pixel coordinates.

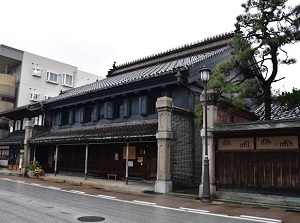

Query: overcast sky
[{"left": 1, "top": 0, "right": 299, "bottom": 92}]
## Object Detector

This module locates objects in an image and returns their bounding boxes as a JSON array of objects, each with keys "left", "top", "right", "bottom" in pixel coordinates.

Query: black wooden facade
[{"left": 0, "top": 32, "right": 234, "bottom": 189}]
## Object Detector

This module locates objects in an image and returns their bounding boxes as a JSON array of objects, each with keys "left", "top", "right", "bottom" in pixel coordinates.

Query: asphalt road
[{"left": 0, "top": 177, "right": 284, "bottom": 223}]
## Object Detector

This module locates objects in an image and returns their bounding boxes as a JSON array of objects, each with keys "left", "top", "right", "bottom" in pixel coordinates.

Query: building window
[
  {"left": 61, "top": 111, "right": 69, "bottom": 125},
  {"left": 32, "top": 67, "right": 42, "bottom": 77},
  {"left": 62, "top": 73, "right": 73, "bottom": 87},
  {"left": 80, "top": 107, "right": 93, "bottom": 123},
  {"left": 31, "top": 117, "right": 39, "bottom": 125},
  {"left": 123, "top": 100, "right": 131, "bottom": 118},
  {"left": 0, "top": 149, "right": 9, "bottom": 159},
  {"left": 29, "top": 93, "right": 39, "bottom": 102},
  {"left": 139, "top": 96, "right": 148, "bottom": 115},
  {"left": 15, "top": 120, "right": 22, "bottom": 130},
  {"left": 104, "top": 102, "right": 113, "bottom": 119},
  {"left": 46, "top": 71, "right": 58, "bottom": 84},
  {"left": 0, "top": 96, "right": 15, "bottom": 103},
  {"left": 44, "top": 95, "right": 52, "bottom": 100},
  {"left": 114, "top": 102, "right": 123, "bottom": 119}
]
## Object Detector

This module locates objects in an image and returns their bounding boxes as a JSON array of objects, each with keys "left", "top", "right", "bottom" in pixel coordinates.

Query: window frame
[
  {"left": 46, "top": 71, "right": 59, "bottom": 84},
  {"left": 62, "top": 73, "right": 74, "bottom": 87},
  {"left": 44, "top": 95, "right": 52, "bottom": 100},
  {"left": 32, "top": 67, "right": 42, "bottom": 77},
  {"left": 29, "top": 93, "right": 39, "bottom": 102}
]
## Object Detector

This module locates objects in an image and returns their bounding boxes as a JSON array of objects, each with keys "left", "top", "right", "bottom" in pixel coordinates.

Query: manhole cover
[{"left": 77, "top": 216, "right": 105, "bottom": 222}]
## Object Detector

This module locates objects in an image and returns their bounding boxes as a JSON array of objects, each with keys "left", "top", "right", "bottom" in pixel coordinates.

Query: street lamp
[{"left": 199, "top": 66, "right": 211, "bottom": 203}]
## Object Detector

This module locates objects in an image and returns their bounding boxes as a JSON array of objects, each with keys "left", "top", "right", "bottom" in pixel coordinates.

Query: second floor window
[
  {"left": 46, "top": 71, "right": 58, "bottom": 84},
  {"left": 62, "top": 73, "right": 73, "bottom": 87},
  {"left": 61, "top": 111, "right": 69, "bottom": 125},
  {"left": 44, "top": 95, "right": 53, "bottom": 100},
  {"left": 32, "top": 68, "right": 42, "bottom": 77},
  {"left": 29, "top": 93, "right": 39, "bottom": 102},
  {"left": 0, "top": 149, "right": 9, "bottom": 159}
]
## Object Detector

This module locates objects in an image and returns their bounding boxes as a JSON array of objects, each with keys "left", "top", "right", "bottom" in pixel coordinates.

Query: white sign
[{"left": 128, "top": 161, "right": 133, "bottom": 167}]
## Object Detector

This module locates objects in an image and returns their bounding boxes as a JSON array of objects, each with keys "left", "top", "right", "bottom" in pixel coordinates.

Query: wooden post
[
  {"left": 125, "top": 142, "right": 129, "bottom": 185},
  {"left": 54, "top": 145, "right": 58, "bottom": 176},
  {"left": 85, "top": 144, "right": 89, "bottom": 180}
]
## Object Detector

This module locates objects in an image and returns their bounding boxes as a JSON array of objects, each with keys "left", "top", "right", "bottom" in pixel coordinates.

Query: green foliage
[
  {"left": 28, "top": 160, "right": 45, "bottom": 177},
  {"left": 276, "top": 88, "right": 300, "bottom": 110},
  {"left": 194, "top": 104, "right": 203, "bottom": 126},
  {"left": 29, "top": 160, "right": 40, "bottom": 171},
  {"left": 209, "top": 0, "right": 300, "bottom": 119}
]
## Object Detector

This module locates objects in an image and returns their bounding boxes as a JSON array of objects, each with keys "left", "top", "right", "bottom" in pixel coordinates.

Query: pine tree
[{"left": 209, "top": 0, "right": 300, "bottom": 120}]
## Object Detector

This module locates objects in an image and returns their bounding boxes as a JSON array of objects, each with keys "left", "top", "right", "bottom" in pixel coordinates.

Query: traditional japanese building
[
  {"left": 0, "top": 32, "right": 235, "bottom": 191},
  {"left": 1, "top": 31, "right": 298, "bottom": 203}
]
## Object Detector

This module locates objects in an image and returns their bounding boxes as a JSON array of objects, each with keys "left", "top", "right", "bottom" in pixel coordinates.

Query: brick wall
[
  {"left": 217, "top": 102, "right": 257, "bottom": 124},
  {"left": 171, "top": 107, "right": 201, "bottom": 190}
]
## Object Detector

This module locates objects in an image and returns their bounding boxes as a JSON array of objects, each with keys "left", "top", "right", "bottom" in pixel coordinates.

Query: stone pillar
[
  {"left": 155, "top": 97, "right": 173, "bottom": 193},
  {"left": 21, "top": 118, "right": 34, "bottom": 174},
  {"left": 199, "top": 90, "right": 219, "bottom": 198}
]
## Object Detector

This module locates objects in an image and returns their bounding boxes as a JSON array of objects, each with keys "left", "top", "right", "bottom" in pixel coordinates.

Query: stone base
[
  {"left": 155, "top": 180, "right": 172, "bottom": 194},
  {"left": 199, "top": 183, "right": 216, "bottom": 199},
  {"left": 19, "top": 167, "right": 26, "bottom": 176}
]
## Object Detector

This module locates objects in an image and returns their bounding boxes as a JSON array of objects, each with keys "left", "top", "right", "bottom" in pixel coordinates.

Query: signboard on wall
[
  {"left": 218, "top": 136, "right": 299, "bottom": 150},
  {"left": 256, "top": 136, "right": 298, "bottom": 149},
  {"left": 218, "top": 138, "right": 254, "bottom": 150},
  {"left": 122, "top": 146, "right": 136, "bottom": 160}
]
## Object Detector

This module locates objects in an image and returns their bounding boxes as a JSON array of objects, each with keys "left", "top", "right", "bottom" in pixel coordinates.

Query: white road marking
[
  {"left": 1, "top": 178, "right": 283, "bottom": 223},
  {"left": 15, "top": 180, "right": 25, "bottom": 183},
  {"left": 47, "top": 186, "right": 62, "bottom": 190},
  {"left": 132, "top": 200, "right": 156, "bottom": 205},
  {"left": 69, "top": 190, "right": 86, "bottom": 194},
  {"left": 179, "top": 207, "right": 210, "bottom": 213},
  {"left": 240, "top": 215, "right": 282, "bottom": 223},
  {"left": 97, "top": 195, "right": 116, "bottom": 199}
]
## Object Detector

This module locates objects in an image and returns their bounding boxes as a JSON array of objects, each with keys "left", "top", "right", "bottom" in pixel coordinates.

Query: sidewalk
[
  {"left": 0, "top": 168, "right": 154, "bottom": 195},
  {"left": 1, "top": 168, "right": 300, "bottom": 210}
]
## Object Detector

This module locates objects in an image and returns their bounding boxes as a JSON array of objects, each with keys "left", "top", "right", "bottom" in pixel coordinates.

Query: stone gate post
[
  {"left": 155, "top": 96, "right": 173, "bottom": 193},
  {"left": 21, "top": 118, "right": 34, "bottom": 174}
]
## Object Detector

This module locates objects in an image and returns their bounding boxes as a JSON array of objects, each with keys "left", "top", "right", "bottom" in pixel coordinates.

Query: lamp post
[{"left": 199, "top": 66, "right": 211, "bottom": 203}]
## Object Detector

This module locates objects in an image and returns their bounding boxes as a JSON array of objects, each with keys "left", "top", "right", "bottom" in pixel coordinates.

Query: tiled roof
[
  {"left": 0, "top": 130, "right": 24, "bottom": 146},
  {"left": 213, "top": 119, "right": 300, "bottom": 133},
  {"left": 252, "top": 103, "right": 300, "bottom": 120},
  {"left": 45, "top": 32, "right": 233, "bottom": 104},
  {"left": 30, "top": 119, "right": 158, "bottom": 145}
]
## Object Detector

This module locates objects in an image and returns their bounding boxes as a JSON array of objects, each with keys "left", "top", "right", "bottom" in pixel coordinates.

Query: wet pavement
[{"left": 1, "top": 168, "right": 300, "bottom": 223}]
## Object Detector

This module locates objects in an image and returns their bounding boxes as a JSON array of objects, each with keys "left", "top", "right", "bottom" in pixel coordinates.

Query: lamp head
[{"left": 199, "top": 66, "right": 211, "bottom": 83}]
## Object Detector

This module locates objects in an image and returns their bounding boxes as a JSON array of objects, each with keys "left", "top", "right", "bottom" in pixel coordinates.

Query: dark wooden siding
[
  {"left": 216, "top": 151, "right": 300, "bottom": 195},
  {"left": 57, "top": 143, "right": 157, "bottom": 180}
]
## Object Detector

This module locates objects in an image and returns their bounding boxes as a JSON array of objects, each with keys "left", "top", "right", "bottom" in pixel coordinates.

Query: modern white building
[
  {"left": 0, "top": 44, "right": 102, "bottom": 138},
  {"left": 0, "top": 44, "right": 101, "bottom": 107}
]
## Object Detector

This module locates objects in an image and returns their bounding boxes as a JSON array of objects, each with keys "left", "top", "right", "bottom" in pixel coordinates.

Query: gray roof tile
[
  {"left": 0, "top": 131, "right": 24, "bottom": 146},
  {"left": 45, "top": 32, "right": 233, "bottom": 104},
  {"left": 30, "top": 119, "right": 158, "bottom": 145},
  {"left": 252, "top": 103, "right": 300, "bottom": 120}
]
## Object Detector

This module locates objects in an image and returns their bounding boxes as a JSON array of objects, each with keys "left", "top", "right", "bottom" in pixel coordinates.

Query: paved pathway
[{"left": 1, "top": 169, "right": 300, "bottom": 223}]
